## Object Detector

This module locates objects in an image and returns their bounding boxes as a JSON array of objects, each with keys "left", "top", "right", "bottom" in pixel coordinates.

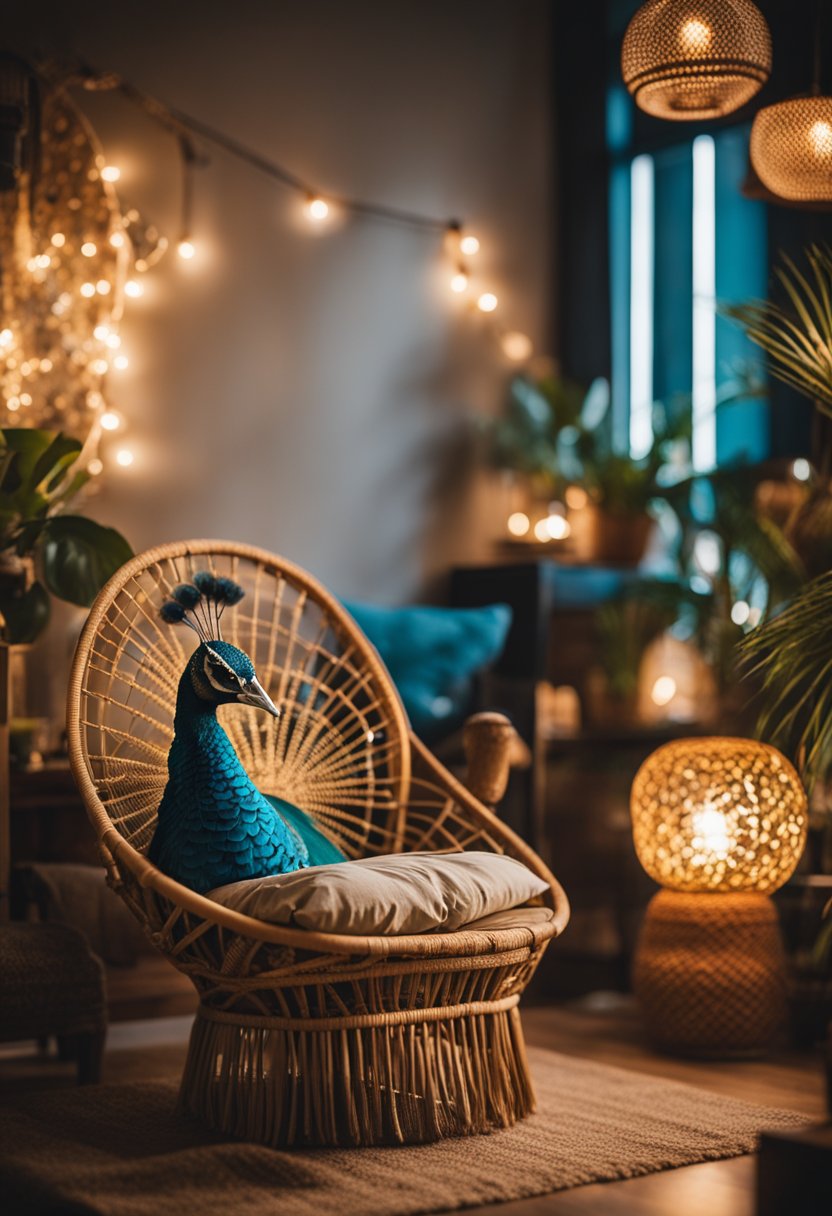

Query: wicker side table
[{"left": 0, "top": 921, "right": 107, "bottom": 1083}]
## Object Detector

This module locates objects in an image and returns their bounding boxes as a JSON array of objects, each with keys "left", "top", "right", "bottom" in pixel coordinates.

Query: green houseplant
[{"left": 0, "top": 429, "right": 132, "bottom": 644}]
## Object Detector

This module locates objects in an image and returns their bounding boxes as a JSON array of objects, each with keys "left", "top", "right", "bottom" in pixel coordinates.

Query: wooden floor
[{"left": 0, "top": 994, "right": 825, "bottom": 1216}]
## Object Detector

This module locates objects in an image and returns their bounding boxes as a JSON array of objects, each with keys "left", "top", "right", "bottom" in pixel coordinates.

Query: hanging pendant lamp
[
  {"left": 621, "top": 0, "right": 771, "bottom": 121},
  {"left": 750, "top": 6, "right": 832, "bottom": 203}
]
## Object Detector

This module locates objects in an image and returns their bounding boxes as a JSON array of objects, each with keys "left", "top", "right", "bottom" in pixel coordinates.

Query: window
[{"left": 609, "top": 106, "right": 768, "bottom": 469}]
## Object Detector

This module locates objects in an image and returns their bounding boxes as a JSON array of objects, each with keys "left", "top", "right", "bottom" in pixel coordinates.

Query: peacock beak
[{"left": 238, "top": 677, "right": 280, "bottom": 718}]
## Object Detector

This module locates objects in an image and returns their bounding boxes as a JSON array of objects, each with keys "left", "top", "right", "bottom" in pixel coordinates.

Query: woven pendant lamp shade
[
  {"left": 750, "top": 96, "right": 832, "bottom": 202},
  {"left": 631, "top": 736, "right": 807, "bottom": 894},
  {"left": 621, "top": 0, "right": 772, "bottom": 121}
]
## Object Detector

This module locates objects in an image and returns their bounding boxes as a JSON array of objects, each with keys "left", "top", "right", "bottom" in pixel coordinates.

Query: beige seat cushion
[{"left": 208, "top": 851, "right": 549, "bottom": 936}]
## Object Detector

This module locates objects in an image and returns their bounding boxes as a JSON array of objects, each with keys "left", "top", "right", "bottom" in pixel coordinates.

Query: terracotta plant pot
[{"left": 572, "top": 506, "right": 653, "bottom": 566}]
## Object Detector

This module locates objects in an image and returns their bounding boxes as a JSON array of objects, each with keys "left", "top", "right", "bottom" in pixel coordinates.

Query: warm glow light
[
  {"left": 109, "top": 231, "right": 126, "bottom": 248},
  {"left": 105, "top": 334, "right": 121, "bottom": 350},
  {"left": 93, "top": 325, "right": 110, "bottom": 341},
  {"left": 305, "top": 197, "right": 330, "bottom": 221},
  {"left": 177, "top": 239, "right": 196, "bottom": 260},
  {"left": 679, "top": 18, "right": 711, "bottom": 52},
  {"left": 460, "top": 235, "right": 480, "bottom": 256},
  {"left": 450, "top": 272, "right": 468, "bottom": 293},
  {"left": 809, "top": 120, "right": 832, "bottom": 157},
  {"left": 96, "top": 279, "right": 111, "bottom": 295},
  {"left": 88, "top": 458, "right": 104, "bottom": 476},
  {"left": 124, "top": 279, "right": 144, "bottom": 298},
  {"left": 115, "top": 447, "right": 134, "bottom": 467},
  {"left": 101, "top": 165, "right": 121, "bottom": 182},
  {"left": 501, "top": 331, "right": 533, "bottom": 361},
  {"left": 792, "top": 457, "right": 811, "bottom": 482},
  {"left": 731, "top": 600, "right": 751, "bottom": 626},
  {"left": 477, "top": 292, "right": 498, "bottom": 313},
  {"left": 631, "top": 737, "right": 808, "bottom": 894},
  {"left": 535, "top": 513, "right": 571, "bottom": 542},
  {"left": 113, "top": 354, "right": 129, "bottom": 370},
  {"left": 0, "top": 328, "right": 13, "bottom": 348},
  {"left": 81, "top": 242, "right": 97, "bottom": 257},
  {"left": 651, "top": 675, "right": 677, "bottom": 707},
  {"left": 100, "top": 411, "right": 121, "bottom": 431},
  {"left": 80, "top": 283, "right": 96, "bottom": 298},
  {"left": 91, "top": 359, "right": 109, "bottom": 375},
  {"left": 565, "top": 485, "right": 589, "bottom": 510},
  {"left": 51, "top": 232, "right": 66, "bottom": 247},
  {"left": 507, "top": 511, "right": 530, "bottom": 537},
  {"left": 690, "top": 806, "right": 731, "bottom": 858}
]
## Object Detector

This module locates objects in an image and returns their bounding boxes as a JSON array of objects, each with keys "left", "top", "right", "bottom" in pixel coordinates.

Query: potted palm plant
[{"left": 732, "top": 245, "right": 832, "bottom": 1057}]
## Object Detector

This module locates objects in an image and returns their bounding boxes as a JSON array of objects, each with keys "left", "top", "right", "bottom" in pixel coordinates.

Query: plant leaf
[{"left": 39, "top": 516, "right": 133, "bottom": 607}]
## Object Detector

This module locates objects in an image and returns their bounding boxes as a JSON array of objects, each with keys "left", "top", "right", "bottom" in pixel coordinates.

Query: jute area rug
[{"left": 0, "top": 1046, "right": 809, "bottom": 1216}]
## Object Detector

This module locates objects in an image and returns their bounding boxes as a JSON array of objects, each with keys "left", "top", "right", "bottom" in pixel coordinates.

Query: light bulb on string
[
  {"left": 80, "top": 283, "right": 96, "bottom": 298},
  {"left": 51, "top": 232, "right": 65, "bottom": 247},
  {"left": 113, "top": 354, "right": 129, "bottom": 370},
  {"left": 88, "top": 458, "right": 104, "bottom": 476},
  {"left": 477, "top": 292, "right": 498, "bottom": 313},
  {"left": 124, "top": 279, "right": 144, "bottom": 298},
  {"left": 305, "top": 196, "right": 330, "bottom": 222},
  {"left": 501, "top": 331, "right": 533, "bottom": 361},
  {"left": 81, "top": 242, "right": 97, "bottom": 257},
  {"left": 460, "top": 234, "right": 480, "bottom": 256},
  {"left": 100, "top": 410, "right": 122, "bottom": 431},
  {"left": 101, "top": 165, "right": 121, "bottom": 182},
  {"left": 450, "top": 271, "right": 468, "bottom": 294},
  {"left": 177, "top": 238, "right": 196, "bottom": 260},
  {"left": 109, "top": 231, "right": 126, "bottom": 249},
  {"left": 115, "top": 447, "right": 134, "bottom": 468}
]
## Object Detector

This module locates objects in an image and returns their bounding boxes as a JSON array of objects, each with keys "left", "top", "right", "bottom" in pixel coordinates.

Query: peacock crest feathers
[{"left": 160, "top": 571, "right": 245, "bottom": 642}]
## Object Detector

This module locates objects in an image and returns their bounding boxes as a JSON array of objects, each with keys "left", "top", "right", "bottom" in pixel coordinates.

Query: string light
[
  {"left": 501, "top": 331, "right": 532, "bottom": 361},
  {"left": 0, "top": 59, "right": 534, "bottom": 486},
  {"left": 305, "top": 196, "right": 330, "bottom": 222},
  {"left": 792, "top": 457, "right": 811, "bottom": 481}
]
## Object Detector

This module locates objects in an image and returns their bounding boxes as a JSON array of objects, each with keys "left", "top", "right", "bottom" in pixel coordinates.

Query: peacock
[{"left": 148, "top": 572, "right": 345, "bottom": 894}]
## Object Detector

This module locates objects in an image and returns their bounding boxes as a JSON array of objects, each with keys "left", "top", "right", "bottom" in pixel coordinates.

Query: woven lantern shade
[
  {"left": 630, "top": 737, "right": 808, "bottom": 1058},
  {"left": 621, "top": 0, "right": 771, "bottom": 121},
  {"left": 750, "top": 96, "right": 832, "bottom": 202},
  {"left": 631, "top": 736, "right": 807, "bottom": 894}
]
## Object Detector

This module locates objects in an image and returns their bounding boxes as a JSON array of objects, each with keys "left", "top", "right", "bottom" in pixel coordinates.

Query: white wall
[{"left": 11, "top": 0, "right": 554, "bottom": 603}]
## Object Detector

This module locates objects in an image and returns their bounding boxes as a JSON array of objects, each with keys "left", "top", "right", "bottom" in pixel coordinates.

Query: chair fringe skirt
[{"left": 178, "top": 996, "right": 536, "bottom": 1146}]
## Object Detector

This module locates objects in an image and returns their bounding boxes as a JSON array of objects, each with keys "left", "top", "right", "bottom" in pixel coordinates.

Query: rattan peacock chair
[{"left": 67, "top": 540, "right": 569, "bottom": 1147}]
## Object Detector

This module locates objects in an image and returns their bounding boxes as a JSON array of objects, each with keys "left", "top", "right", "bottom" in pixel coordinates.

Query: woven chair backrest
[{"left": 68, "top": 541, "right": 411, "bottom": 860}]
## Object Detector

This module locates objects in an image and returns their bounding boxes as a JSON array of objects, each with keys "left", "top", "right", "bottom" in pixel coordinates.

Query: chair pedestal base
[
  {"left": 633, "top": 889, "right": 787, "bottom": 1059},
  {"left": 178, "top": 998, "right": 536, "bottom": 1147}
]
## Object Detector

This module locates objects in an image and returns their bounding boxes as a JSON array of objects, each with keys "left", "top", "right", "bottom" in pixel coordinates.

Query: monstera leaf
[{"left": 39, "top": 516, "right": 133, "bottom": 607}]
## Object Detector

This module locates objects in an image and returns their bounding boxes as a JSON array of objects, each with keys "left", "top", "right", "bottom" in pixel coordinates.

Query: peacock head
[{"left": 160, "top": 572, "right": 279, "bottom": 717}]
